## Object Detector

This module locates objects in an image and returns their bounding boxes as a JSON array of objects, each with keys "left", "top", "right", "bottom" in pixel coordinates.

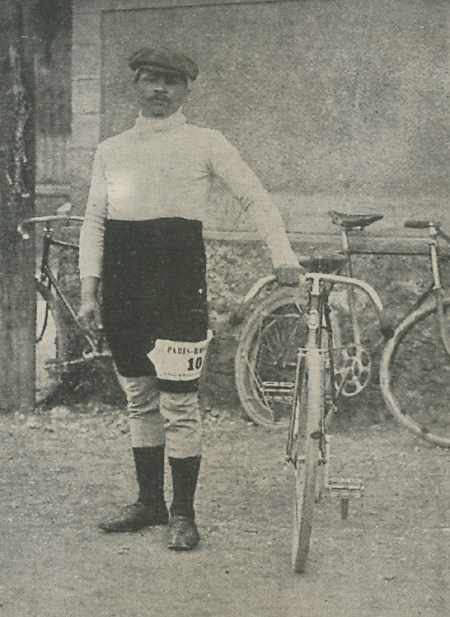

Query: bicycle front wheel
[
  {"left": 380, "top": 298, "right": 450, "bottom": 448},
  {"left": 292, "top": 348, "right": 323, "bottom": 573},
  {"left": 235, "top": 287, "right": 308, "bottom": 428},
  {"left": 35, "top": 281, "right": 70, "bottom": 403}
]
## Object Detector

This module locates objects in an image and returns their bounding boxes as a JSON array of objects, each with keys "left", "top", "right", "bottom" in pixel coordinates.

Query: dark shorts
[{"left": 102, "top": 217, "right": 208, "bottom": 391}]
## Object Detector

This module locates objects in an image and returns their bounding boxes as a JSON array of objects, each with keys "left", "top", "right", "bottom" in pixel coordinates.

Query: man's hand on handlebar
[{"left": 274, "top": 264, "right": 304, "bottom": 287}]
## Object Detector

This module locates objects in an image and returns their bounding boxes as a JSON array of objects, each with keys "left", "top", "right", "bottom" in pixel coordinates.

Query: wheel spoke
[{"left": 235, "top": 288, "right": 308, "bottom": 427}]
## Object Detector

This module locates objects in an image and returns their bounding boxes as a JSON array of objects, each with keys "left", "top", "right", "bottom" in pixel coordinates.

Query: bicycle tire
[
  {"left": 292, "top": 348, "right": 323, "bottom": 573},
  {"left": 380, "top": 298, "right": 450, "bottom": 448},
  {"left": 35, "top": 280, "right": 71, "bottom": 403},
  {"left": 235, "top": 287, "right": 309, "bottom": 428}
]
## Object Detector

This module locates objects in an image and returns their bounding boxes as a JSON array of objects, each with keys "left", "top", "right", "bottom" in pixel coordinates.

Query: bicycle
[
  {"left": 235, "top": 211, "right": 450, "bottom": 449},
  {"left": 17, "top": 215, "right": 113, "bottom": 403},
  {"left": 287, "top": 269, "right": 384, "bottom": 572},
  {"left": 330, "top": 211, "right": 450, "bottom": 449},
  {"left": 379, "top": 220, "right": 450, "bottom": 449}
]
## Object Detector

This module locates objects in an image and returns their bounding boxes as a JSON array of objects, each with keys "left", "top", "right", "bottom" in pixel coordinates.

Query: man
[{"left": 78, "top": 45, "right": 301, "bottom": 551}]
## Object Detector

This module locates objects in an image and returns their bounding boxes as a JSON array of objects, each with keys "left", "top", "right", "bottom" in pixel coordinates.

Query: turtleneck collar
[{"left": 134, "top": 109, "right": 187, "bottom": 134}]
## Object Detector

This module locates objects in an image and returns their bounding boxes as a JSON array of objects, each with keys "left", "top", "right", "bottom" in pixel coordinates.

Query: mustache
[{"left": 150, "top": 94, "right": 169, "bottom": 102}]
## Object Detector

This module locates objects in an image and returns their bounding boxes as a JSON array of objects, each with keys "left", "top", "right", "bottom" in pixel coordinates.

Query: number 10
[{"left": 188, "top": 357, "right": 203, "bottom": 371}]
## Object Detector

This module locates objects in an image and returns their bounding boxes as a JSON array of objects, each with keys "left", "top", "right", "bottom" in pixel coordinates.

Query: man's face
[{"left": 134, "top": 69, "right": 188, "bottom": 118}]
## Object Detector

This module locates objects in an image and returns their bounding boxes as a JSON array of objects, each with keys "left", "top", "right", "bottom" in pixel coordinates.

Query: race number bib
[{"left": 147, "top": 330, "right": 213, "bottom": 381}]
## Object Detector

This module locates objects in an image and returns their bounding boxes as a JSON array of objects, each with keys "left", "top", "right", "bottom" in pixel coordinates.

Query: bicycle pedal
[
  {"left": 327, "top": 478, "right": 364, "bottom": 494},
  {"left": 82, "top": 349, "right": 111, "bottom": 360}
]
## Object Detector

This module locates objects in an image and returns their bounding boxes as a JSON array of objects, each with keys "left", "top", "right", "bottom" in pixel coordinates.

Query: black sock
[
  {"left": 133, "top": 446, "right": 165, "bottom": 508},
  {"left": 169, "top": 456, "right": 201, "bottom": 520}
]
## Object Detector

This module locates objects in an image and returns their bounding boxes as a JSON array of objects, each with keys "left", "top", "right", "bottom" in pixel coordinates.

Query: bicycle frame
[
  {"left": 286, "top": 272, "right": 384, "bottom": 459},
  {"left": 18, "top": 215, "right": 107, "bottom": 363},
  {"left": 404, "top": 221, "right": 450, "bottom": 356},
  {"left": 340, "top": 220, "right": 450, "bottom": 354}
]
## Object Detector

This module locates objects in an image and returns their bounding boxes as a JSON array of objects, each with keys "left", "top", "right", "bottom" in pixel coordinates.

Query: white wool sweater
[{"left": 79, "top": 111, "right": 298, "bottom": 279}]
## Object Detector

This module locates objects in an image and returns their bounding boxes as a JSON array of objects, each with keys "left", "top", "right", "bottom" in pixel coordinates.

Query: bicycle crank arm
[
  {"left": 82, "top": 350, "right": 112, "bottom": 361},
  {"left": 44, "top": 351, "right": 111, "bottom": 369}
]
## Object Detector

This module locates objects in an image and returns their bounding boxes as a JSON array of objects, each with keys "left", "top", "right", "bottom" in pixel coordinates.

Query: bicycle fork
[
  {"left": 287, "top": 277, "right": 329, "bottom": 482},
  {"left": 429, "top": 226, "right": 450, "bottom": 357}
]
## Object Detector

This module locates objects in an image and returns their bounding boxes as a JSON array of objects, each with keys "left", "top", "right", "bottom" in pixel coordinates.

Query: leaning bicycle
[
  {"left": 18, "top": 215, "right": 114, "bottom": 403},
  {"left": 379, "top": 220, "right": 450, "bottom": 448},
  {"left": 330, "top": 211, "right": 450, "bottom": 449}
]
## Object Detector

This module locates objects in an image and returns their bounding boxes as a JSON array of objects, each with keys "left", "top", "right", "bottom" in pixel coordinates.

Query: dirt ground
[{"left": 0, "top": 389, "right": 449, "bottom": 617}]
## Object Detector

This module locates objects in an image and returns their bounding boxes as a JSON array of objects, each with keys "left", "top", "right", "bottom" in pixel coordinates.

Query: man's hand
[
  {"left": 78, "top": 297, "right": 103, "bottom": 333},
  {"left": 274, "top": 264, "right": 304, "bottom": 287},
  {"left": 78, "top": 276, "right": 103, "bottom": 334}
]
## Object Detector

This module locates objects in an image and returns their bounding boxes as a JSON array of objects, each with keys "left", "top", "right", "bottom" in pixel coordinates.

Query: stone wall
[{"left": 56, "top": 226, "right": 447, "bottom": 409}]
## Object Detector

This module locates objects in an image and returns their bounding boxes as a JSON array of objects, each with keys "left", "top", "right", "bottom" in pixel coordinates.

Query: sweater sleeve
[
  {"left": 78, "top": 146, "right": 108, "bottom": 280},
  {"left": 207, "top": 131, "right": 299, "bottom": 269}
]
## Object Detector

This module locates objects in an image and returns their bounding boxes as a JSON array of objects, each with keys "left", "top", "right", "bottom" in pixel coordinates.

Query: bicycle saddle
[{"left": 329, "top": 210, "right": 383, "bottom": 229}]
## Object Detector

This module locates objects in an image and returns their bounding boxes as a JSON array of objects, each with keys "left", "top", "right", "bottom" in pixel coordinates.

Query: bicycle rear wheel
[
  {"left": 35, "top": 281, "right": 70, "bottom": 403},
  {"left": 380, "top": 298, "right": 450, "bottom": 448},
  {"left": 292, "top": 348, "right": 323, "bottom": 573},
  {"left": 235, "top": 287, "right": 308, "bottom": 428}
]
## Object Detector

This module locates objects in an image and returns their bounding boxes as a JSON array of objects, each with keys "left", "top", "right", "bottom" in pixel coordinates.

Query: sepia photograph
[{"left": 0, "top": 0, "right": 448, "bottom": 615}]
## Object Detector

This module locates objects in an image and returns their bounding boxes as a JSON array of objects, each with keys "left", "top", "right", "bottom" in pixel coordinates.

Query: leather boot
[
  {"left": 99, "top": 445, "right": 168, "bottom": 532},
  {"left": 167, "top": 456, "right": 201, "bottom": 549}
]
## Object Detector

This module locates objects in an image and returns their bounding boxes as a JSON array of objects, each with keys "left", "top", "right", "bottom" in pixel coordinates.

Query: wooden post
[{"left": 0, "top": 1, "right": 36, "bottom": 412}]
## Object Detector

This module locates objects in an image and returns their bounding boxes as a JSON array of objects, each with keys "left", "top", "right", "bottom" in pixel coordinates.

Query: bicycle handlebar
[
  {"left": 305, "top": 272, "right": 383, "bottom": 313},
  {"left": 403, "top": 219, "right": 450, "bottom": 248},
  {"left": 17, "top": 215, "right": 84, "bottom": 240},
  {"left": 404, "top": 220, "right": 441, "bottom": 230},
  {"left": 305, "top": 272, "right": 393, "bottom": 338},
  {"left": 230, "top": 272, "right": 393, "bottom": 338}
]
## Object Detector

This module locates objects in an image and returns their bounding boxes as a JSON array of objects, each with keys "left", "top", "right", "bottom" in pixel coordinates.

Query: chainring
[{"left": 333, "top": 344, "right": 372, "bottom": 397}]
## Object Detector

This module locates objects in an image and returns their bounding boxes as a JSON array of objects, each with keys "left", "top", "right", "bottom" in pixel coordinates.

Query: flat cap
[{"left": 129, "top": 46, "right": 199, "bottom": 81}]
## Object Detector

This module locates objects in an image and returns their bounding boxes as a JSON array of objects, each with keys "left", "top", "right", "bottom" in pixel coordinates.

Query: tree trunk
[{"left": 0, "top": 1, "right": 36, "bottom": 412}]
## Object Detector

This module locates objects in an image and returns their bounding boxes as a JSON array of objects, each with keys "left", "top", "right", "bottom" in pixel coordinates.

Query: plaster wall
[{"left": 72, "top": 0, "right": 450, "bottom": 238}]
